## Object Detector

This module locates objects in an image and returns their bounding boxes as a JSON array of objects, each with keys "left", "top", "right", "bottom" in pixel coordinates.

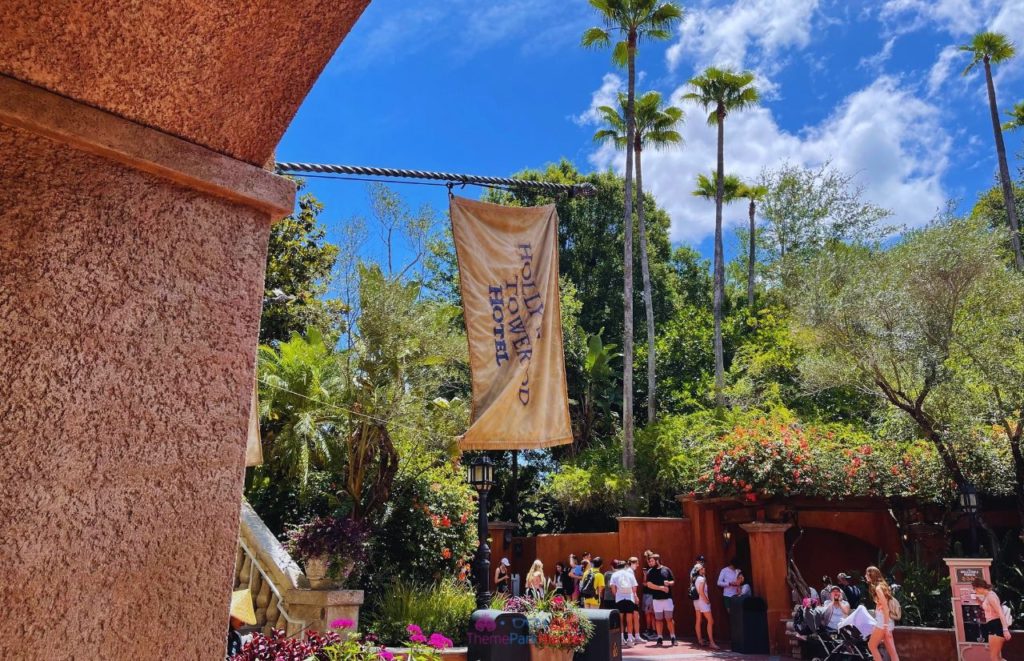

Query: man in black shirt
[{"left": 644, "top": 554, "right": 677, "bottom": 646}]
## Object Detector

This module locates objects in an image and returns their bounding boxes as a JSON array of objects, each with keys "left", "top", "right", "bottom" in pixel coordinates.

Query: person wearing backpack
[
  {"left": 690, "top": 563, "right": 719, "bottom": 649},
  {"left": 865, "top": 566, "right": 900, "bottom": 661},
  {"left": 972, "top": 576, "right": 1013, "bottom": 661},
  {"left": 581, "top": 558, "right": 605, "bottom": 609}
]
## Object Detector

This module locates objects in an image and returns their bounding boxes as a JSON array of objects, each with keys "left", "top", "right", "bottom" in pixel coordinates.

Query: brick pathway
[{"left": 621, "top": 638, "right": 778, "bottom": 661}]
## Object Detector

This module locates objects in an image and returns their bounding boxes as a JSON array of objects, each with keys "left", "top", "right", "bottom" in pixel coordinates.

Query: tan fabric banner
[{"left": 450, "top": 196, "right": 572, "bottom": 450}]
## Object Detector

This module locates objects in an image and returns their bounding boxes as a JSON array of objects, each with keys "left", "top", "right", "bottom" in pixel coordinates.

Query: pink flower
[
  {"left": 428, "top": 633, "right": 453, "bottom": 649},
  {"left": 379, "top": 651, "right": 395, "bottom": 661},
  {"left": 407, "top": 624, "right": 423, "bottom": 636},
  {"left": 331, "top": 618, "right": 355, "bottom": 630},
  {"left": 410, "top": 633, "right": 427, "bottom": 644}
]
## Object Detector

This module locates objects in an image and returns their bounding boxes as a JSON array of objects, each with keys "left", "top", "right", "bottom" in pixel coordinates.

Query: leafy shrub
[
  {"left": 367, "top": 578, "right": 476, "bottom": 646},
  {"left": 368, "top": 463, "right": 476, "bottom": 586},
  {"left": 544, "top": 444, "right": 633, "bottom": 518}
]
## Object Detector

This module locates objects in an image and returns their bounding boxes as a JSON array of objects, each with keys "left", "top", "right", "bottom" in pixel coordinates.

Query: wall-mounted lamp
[{"left": 722, "top": 528, "right": 733, "bottom": 550}]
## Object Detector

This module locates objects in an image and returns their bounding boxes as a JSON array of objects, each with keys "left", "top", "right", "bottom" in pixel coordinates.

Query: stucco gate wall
[{"left": 0, "top": 2, "right": 369, "bottom": 658}]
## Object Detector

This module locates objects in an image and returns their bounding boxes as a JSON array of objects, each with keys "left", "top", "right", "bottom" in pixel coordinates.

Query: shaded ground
[{"left": 622, "top": 638, "right": 778, "bottom": 661}]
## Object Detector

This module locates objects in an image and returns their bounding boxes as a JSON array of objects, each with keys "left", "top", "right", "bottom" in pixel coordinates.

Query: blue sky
[{"left": 277, "top": 0, "right": 1024, "bottom": 265}]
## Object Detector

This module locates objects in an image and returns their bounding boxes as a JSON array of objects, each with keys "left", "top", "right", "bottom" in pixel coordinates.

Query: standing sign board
[{"left": 944, "top": 557, "right": 993, "bottom": 661}]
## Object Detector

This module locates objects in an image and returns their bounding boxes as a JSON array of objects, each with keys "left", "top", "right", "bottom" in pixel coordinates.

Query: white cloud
[
  {"left": 573, "top": 73, "right": 624, "bottom": 126},
  {"left": 584, "top": 76, "right": 951, "bottom": 244},
  {"left": 666, "top": 0, "right": 820, "bottom": 75},
  {"left": 926, "top": 46, "right": 963, "bottom": 97},
  {"left": 858, "top": 37, "right": 896, "bottom": 72},
  {"left": 879, "top": 0, "right": 994, "bottom": 36}
]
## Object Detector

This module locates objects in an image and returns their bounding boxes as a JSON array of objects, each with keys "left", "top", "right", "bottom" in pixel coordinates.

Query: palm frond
[{"left": 582, "top": 26, "right": 611, "bottom": 48}]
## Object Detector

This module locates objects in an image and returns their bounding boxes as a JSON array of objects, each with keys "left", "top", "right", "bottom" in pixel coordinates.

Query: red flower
[
  {"left": 442, "top": 548, "right": 452, "bottom": 560},
  {"left": 440, "top": 515, "right": 452, "bottom": 528},
  {"left": 744, "top": 493, "right": 758, "bottom": 503}
]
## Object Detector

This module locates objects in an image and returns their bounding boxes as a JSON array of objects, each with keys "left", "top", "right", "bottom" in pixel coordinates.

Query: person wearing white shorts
[
  {"left": 645, "top": 554, "right": 677, "bottom": 646},
  {"left": 691, "top": 564, "right": 719, "bottom": 649}
]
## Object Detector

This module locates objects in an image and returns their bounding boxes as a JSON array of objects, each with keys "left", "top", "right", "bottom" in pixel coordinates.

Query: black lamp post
[
  {"left": 958, "top": 482, "right": 979, "bottom": 556},
  {"left": 468, "top": 455, "right": 496, "bottom": 609}
]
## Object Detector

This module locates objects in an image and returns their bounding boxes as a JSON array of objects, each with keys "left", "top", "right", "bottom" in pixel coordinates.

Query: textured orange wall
[
  {"left": 0, "top": 124, "right": 270, "bottom": 658},
  {"left": 0, "top": 0, "right": 371, "bottom": 165}
]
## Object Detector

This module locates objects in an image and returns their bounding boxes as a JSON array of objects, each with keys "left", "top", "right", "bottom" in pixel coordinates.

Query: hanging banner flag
[{"left": 450, "top": 196, "right": 572, "bottom": 450}]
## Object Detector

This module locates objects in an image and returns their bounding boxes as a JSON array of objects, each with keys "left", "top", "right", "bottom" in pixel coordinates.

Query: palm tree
[
  {"left": 583, "top": 0, "right": 683, "bottom": 470},
  {"left": 594, "top": 91, "right": 683, "bottom": 423},
  {"left": 737, "top": 182, "right": 767, "bottom": 309},
  {"left": 960, "top": 32, "right": 1023, "bottom": 270},
  {"left": 1004, "top": 101, "right": 1024, "bottom": 131},
  {"left": 684, "top": 68, "right": 759, "bottom": 406}
]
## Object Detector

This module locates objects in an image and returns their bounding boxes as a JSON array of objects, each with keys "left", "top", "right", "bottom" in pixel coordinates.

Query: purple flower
[
  {"left": 406, "top": 624, "right": 423, "bottom": 636},
  {"left": 410, "top": 633, "right": 428, "bottom": 644},
  {"left": 379, "top": 650, "right": 395, "bottom": 661},
  {"left": 428, "top": 633, "right": 453, "bottom": 649},
  {"left": 331, "top": 618, "right": 355, "bottom": 630}
]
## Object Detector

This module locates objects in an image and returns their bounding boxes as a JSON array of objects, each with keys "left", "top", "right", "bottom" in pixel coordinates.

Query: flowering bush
[
  {"left": 693, "top": 417, "right": 962, "bottom": 502},
  {"left": 511, "top": 589, "right": 594, "bottom": 653},
  {"left": 236, "top": 620, "right": 453, "bottom": 661},
  {"left": 287, "top": 515, "right": 368, "bottom": 581},
  {"left": 369, "top": 465, "right": 476, "bottom": 585}
]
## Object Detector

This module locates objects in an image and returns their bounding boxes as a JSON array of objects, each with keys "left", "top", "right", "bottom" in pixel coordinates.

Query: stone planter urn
[
  {"left": 528, "top": 645, "right": 572, "bottom": 661},
  {"left": 304, "top": 557, "right": 355, "bottom": 589}
]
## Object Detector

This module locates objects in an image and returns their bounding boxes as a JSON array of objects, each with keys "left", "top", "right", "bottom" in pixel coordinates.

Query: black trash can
[
  {"left": 729, "top": 596, "right": 769, "bottom": 654},
  {"left": 573, "top": 609, "right": 622, "bottom": 661},
  {"left": 468, "top": 609, "right": 531, "bottom": 661}
]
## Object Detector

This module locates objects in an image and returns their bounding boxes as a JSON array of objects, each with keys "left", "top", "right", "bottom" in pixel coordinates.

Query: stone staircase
[{"left": 234, "top": 500, "right": 363, "bottom": 636}]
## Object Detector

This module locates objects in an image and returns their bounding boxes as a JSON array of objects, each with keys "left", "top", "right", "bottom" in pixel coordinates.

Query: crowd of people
[
  {"left": 490, "top": 550, "right": 757, "bottom": 650},
  {"left": 482, "top": 554, "right": 1013, "bottom": 659}
]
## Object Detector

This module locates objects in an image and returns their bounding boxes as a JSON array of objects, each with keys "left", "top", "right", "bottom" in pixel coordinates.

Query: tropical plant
[
  {"left": 693, "top": 172, "right": 743, "bottom": 202},
  {"left": 367, "top": 578, "right": 476, "bottom": 646},
  {"left": 960, "top": 31, "right": 1023, "bottom": 270},
  {"left": 684, "top": 67, "right": 760, "bottom": 406},
  {"left": 233, "top": 628, "right": 342, "bottom": 661},
  {"left": 1003, "top": 100, "right": 1024, "bottom": 132},
  {"left": 257, "top": 328, "right": 346, "bottom": 491},
  {"left": 594, "top": 91, "right": 683, "bottom": 424},
  {"left": 582, "top": 0, "right": 684, "bottom": 470},
  {"left": 738, "top": 182, "right": 768, "bottom": 309},
  {"left": 577, "top": 331, "right": 621, "bottom": 449}
]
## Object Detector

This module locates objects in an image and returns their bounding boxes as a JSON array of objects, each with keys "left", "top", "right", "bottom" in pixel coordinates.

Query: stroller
[{"left": 794, "top": 604, "right": 874, "bottom": 660}]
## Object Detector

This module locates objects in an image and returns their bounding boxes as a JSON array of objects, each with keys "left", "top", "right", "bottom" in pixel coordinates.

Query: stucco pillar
[
  {"left": 740, "top": 522, "right": 792, "bottom": 655},
  {"left": 0, "top": 3, "right": 369, "bottom": 657}
]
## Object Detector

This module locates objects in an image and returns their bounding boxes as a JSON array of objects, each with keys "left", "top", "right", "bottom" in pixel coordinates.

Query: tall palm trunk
[
  {"left": 622, "top": 32, "right": 637, "bottom": 470},
  {"left": 713, "top": 106, "right": 726, "bottom": 406},
  {"left": 747, "top": 199, "right": 756, "bottom": 309},
  {"left": 635, "top": 138, "right": 656, "bottom": 423},
  {"left": 984, "top": 55, "right": 1024, "bottom": 270}
]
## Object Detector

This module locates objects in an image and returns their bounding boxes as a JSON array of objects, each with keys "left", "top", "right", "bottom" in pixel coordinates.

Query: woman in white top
[
  {"left": 973, "top": 576, "right": 1012, "bottom": 660},
  {"left": 865, "top": 566, "right": 899, "bottom": 661},
  {"left": 691, "top": 564, "right": 719, "bottom": 650},
  {"left": 525, "top": 559, "right": 545, "bottom": 599}
]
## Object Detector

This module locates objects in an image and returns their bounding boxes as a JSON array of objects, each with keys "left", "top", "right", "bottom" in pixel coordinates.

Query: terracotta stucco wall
[
  {"left": 0, "top": 0, "right": 371, "bottom": 164},
  {"left": 0, "top": 123, "right": 271, "bottom": 658}
]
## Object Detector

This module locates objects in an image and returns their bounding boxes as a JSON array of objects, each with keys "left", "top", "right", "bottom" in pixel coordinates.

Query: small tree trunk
[
  {"left": 747, "top": 199, "right": 756, "bottom": 309},
  {"left": 985, "top": 56, "right": 1024, "bottom": 270},
  {"left": 636, "top": 142, "right": 657, "bottom": 423},
  {"left": 622, "top": 34, "right": 637, "bottom": 470},
  {"left": 713, "top": 107, "right": 726, "bottom": 406}
]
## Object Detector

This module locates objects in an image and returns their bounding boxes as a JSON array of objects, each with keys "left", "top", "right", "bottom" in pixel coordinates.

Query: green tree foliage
[
  {"left": 790, "top": 218, "right": 1024, "bottom": 528},
  {"left": 756, "top": 162, "right": 892, "bottom": 282},
  {"left": 261, "top": 183, "right": 346, "bottom": 344},
  {"left": 970, "top": 174, "right": 1023, "bottom": 266},
  {"left": 1003, "top": 100, "right": 1024, "bottom": 132}
]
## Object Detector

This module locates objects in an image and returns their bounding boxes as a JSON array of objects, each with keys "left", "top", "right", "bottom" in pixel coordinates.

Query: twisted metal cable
[{"left": 274, "top": 162, "right": 597, "bottom": 197}]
